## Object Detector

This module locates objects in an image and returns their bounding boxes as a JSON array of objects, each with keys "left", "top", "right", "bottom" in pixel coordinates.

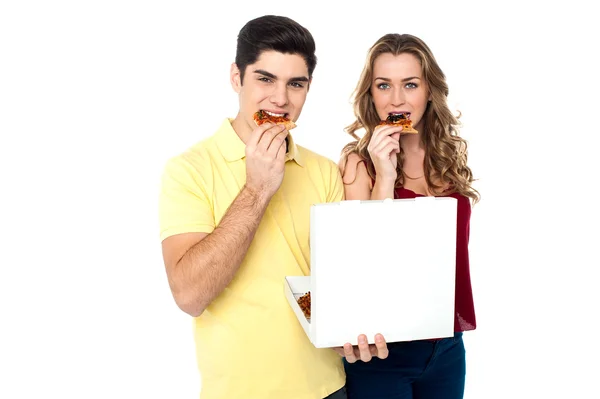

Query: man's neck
[{"left": 231, "top": 113, "right": 253, "bottom": 144}]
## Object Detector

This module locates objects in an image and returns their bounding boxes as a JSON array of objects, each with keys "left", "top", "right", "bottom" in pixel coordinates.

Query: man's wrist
[{"left": 242, "top": 184, "right": 271, "bottom": 208}]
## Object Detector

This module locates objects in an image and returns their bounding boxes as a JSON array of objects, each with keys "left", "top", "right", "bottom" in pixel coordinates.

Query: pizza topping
[
  {"left": 297, "top": 291, "right": 311, "bottom": 319},
  {"left": 253, "top": 110, "right": 296, "bottom": 130},
  {"left": 387, "top": 112, "right": 410, "bottom": 122},
  {"left": 255, "top": 110, "right": 289, "bottom": 123},
  {"left": 376, "top": 112, "right": 418, "bottom": 133}
]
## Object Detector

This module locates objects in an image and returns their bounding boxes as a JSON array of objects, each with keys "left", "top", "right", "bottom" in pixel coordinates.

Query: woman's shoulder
[{"left": 339, "top": 151, "right": 368, "bottom": 186}]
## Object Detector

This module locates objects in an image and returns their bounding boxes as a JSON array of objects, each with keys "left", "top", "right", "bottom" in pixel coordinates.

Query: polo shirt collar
[{"left": 215, "top": 118, "right": 304, "bottom": 167}]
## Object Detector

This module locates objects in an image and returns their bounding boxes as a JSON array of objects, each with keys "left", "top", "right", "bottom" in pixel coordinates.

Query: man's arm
[
  {"left": 162, "top": 187, "right": 270, "bottom": 317},
  {"left": 161, "top": 123, "right": 288, "bottom": 317}
]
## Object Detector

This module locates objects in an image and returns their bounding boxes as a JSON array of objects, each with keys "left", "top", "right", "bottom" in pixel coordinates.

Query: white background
[{"left": 1, "top": 1, "right": 599, "bottom": 398}]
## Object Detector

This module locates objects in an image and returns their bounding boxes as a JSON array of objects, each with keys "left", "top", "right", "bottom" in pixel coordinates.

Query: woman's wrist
[{"left": 371, "top": 177, "right": 396, "bottom": 200}]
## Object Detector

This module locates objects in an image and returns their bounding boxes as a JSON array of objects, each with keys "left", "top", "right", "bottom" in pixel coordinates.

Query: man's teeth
[{"left": 264, "top": 111, "right": 286, "bottom": 117}]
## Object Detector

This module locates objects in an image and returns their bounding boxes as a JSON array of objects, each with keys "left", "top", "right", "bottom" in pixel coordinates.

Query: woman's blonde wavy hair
[{"left": 341, "top": 33, "right": 480, "bottom": 203}]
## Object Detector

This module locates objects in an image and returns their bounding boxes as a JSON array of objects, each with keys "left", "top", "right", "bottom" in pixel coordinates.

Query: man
[{"left": 159, "top": 15, "right": 351, "bottom": 399}]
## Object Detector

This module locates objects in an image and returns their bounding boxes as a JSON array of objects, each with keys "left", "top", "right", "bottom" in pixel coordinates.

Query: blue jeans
[
  {"left": 343, "top": 332, "right": 465, "bottom": 399},
  {"left": 324, "top": 387, "right": 347, "bottom": 398}
]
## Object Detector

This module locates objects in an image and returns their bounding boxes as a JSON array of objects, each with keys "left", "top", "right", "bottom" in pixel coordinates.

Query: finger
[
  {"left": 378, "top": 139, "right": 400, "bottom": 155},
  {"left": 372, "top": 137, "right": 400, "bottom": 157},
  {"left": 372, "top": 135, "right": 399, "bottom": 149},
  {"left": 382, "top": 142, "right": 401, "bottom": 158},
  {"left": 374, "top": 124, "right": 404, "bottom": 139},
  {"left": 343, "top": 343, "right": 358, "bottom": 364},
  {"left": 268, "top": 130, "right": 288, "bottom": 156},
  {"left": 369, "top": 344, "right": 383, "bottom": 358},
  {"left": 369, "top": 125, "right": 392, "bottom": 149},
  {"left": 369, "top": 125, "right": 396, "bottom": 150},
  {"left": 357, "top": 335, "right": 372, "bottom": 362},
  {"left": 374, "top": 333, "right": 389, "bottom": 359},
  {"left": 256, "top": 124, "right": 286, "bottom": 153},
  {"left": 275, "top": 136, "right": 287, "bottom": 161},
  {"left": 247, "top": 122, "right": 275, "bottom": 149},
  {"left": 258, "top": 124, "right": 286, "bottom": 152},
  {"left": 332, "top": 347, "right": 346, "bottom": 357}
]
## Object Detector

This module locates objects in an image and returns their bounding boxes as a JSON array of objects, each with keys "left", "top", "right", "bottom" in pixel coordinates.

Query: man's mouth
[{"left": 263, "top": 110, "right": 289, "bottom": 118}]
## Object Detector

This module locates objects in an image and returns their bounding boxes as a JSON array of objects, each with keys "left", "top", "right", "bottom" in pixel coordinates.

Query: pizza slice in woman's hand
[{"left": 377, "top": 112, "right": 418, "bottom": 134}]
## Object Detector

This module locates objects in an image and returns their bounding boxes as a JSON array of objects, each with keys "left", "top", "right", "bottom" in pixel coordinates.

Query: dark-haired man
[{"left": 159, "top": 15, "right": 348, "bottom": 399}]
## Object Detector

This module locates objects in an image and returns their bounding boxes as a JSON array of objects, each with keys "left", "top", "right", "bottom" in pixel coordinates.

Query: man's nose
[{"left": 270, "top": 84, "right": 289, "bottom": 107}]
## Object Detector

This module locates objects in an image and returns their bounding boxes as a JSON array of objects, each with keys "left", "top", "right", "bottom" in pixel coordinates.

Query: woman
[{"left": 338, "top": 33, "right": 480, "bottom": 399}]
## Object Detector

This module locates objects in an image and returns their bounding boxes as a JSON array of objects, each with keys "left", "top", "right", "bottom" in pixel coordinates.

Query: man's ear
[{"left": 230, "top": 63, "right": 242, "bottom": 93}]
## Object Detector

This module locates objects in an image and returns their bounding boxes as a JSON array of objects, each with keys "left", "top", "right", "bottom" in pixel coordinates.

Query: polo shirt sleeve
[
  {"left": 326, "top": 160, "right": 345, "bottom": 203},
  {"left": 159, "top": 155, "right": 215, "bottom": 241}
]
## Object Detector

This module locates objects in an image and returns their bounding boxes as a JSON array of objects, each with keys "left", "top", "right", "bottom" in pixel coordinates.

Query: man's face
[{"left": 231, "top": 50, "right": 311, "bottom": 137}]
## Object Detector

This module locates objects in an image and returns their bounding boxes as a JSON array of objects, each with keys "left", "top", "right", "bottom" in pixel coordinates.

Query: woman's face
[{"left": 370, "top": 52, "right": 431, "bottom": 132}]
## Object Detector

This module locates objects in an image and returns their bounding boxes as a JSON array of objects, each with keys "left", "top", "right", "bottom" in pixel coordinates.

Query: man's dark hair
[{"left": 235, "top": 15, "right": 317, "bottom": 83}]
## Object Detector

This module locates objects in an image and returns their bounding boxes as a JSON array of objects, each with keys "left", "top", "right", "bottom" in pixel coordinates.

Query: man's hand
[
  {"left": 244, "top": 122, "right": 288, "bottom": 200},
  {"left": 332, "top": 333, "right": 389, "bottom": 363}
]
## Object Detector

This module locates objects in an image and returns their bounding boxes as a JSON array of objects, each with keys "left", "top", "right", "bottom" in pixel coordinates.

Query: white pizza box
[{"left": 284, "top": 197, "right": 457, "bottom": 348}]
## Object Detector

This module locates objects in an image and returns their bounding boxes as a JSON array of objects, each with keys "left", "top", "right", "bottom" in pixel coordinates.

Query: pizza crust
[
  {"left": 278, "top": 120, "right": 297, "bottom": 131},
  {"left": 377, "top": 121, "right": 419, "bottom": 134},
  {"left": 398, "top": 125, "right": 418, "bottom": 134}
]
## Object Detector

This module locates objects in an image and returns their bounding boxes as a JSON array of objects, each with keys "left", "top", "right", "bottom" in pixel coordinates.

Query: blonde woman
[{"left": 338, "top": 33, "right": 480, "bottom": 399}]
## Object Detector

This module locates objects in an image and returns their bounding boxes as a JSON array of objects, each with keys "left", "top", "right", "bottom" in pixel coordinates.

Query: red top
[{"left": 395, "top": 187, "right": 476, "bottom": 332}]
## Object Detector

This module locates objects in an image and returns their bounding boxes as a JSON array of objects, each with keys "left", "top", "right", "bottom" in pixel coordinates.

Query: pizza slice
[
  {"left": 253, "top": 110, "right": 296, "bottom": 130},
  {"left": 377, "top": 112, "right": 418, "bottom": 134},
  {"left": 297, "top": 291, "right": 311, "bottom": 319}
]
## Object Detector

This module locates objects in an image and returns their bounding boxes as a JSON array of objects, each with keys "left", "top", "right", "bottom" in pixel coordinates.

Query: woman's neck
[{"left": 400, "top": 133, "right": 424, "bottom": 153}]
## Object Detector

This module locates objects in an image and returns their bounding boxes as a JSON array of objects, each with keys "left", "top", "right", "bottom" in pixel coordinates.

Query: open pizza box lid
[{"left": 284, "top": 197, "right": 458, "bottom": 348}]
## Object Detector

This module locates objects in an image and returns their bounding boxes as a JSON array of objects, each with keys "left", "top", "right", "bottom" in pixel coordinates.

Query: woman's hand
[
  {"left": 367, "top": 125, "right": 403, "bottom": 182},
  {"left": 332, "top": 333, "right": 389, "bottom": 363}
]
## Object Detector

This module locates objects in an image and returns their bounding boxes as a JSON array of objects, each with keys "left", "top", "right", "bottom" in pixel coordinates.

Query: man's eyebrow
[
  {"left": 254, "top": 69, "right": 309, "bottom": 83},
  {"left": 289, "top": 76, "right": 310, "bottom": 83},
  {"left": 254, "top": 69, "right": 277, "bottom": 79},
  {"left": 374, "top": 76, "right": 422, "bottom": 82}
]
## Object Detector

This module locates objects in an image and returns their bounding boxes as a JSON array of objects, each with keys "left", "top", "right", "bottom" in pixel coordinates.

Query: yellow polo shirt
[{"left": 159, "top": 119, "right": 345, "bottom": 399}]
